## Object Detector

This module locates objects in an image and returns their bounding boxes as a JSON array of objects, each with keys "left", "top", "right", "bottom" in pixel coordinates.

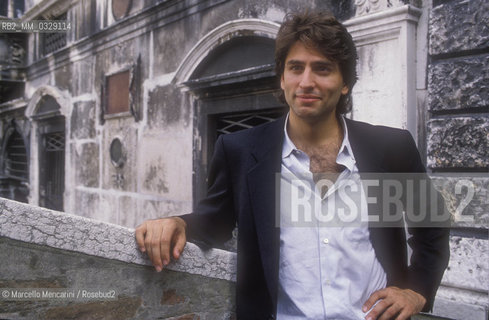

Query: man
[{"left": 136, "top": 11, "right": 449, "bottom": 319}]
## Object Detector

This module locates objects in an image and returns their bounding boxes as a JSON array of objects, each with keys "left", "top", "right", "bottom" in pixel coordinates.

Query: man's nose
[{"left": 299, "top": 68, "right": 314, "bottom": 88}]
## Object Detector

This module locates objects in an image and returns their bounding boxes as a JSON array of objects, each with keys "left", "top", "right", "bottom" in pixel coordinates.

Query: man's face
[{"left": 281, "top": 41, "right": 349, "bottom": 123}]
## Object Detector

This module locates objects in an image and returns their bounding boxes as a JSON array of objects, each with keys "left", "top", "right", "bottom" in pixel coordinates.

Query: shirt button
[
  {"left": 323, "top": 238, "right": 329, "bottom": 244},
  {"left": 326, "top": 280, "right": 331, "bottom": 285}
]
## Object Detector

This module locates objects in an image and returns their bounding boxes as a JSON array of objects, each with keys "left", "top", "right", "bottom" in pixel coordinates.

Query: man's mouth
[{"left": 295, "top": 94, "right": 322, "bottom": 103}]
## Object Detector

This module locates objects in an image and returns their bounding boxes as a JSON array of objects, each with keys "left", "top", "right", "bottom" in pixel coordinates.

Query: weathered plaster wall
[
  {"left": 0, "top": 198, "right": 236, "bottom": 319},
  {"left": 18, "top": 0, "right": 356, "bottom": 228}
]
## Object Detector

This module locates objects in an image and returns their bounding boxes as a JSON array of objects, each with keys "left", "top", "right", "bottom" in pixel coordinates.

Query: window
[
  {"left": 4, "top": 129, "right": 28, "bottom": 180},
  {"left": 0, "top": 127, "right": 29, "bottom": 203},
  {"left": 41, "top": 13, "right": 67, "bottom": 56},
  {"left": 0, "top": 0, "right": 24, "bottom": 18}
]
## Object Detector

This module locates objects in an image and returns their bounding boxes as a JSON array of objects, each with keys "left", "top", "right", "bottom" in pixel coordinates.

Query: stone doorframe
[{"left": 173, "top": 18, "right": 280, "bottom": 86}]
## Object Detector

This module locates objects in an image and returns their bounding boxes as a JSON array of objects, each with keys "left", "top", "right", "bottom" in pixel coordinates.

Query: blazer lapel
[{"left": 246, "top": 116, "right": 285, "bottom": 304}]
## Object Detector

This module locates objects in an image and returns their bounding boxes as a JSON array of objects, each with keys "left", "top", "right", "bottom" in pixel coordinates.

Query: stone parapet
[
  {"left": 427, "top": 117, "right": 489, "bottom": 169},
  {"left": 0, "top": 198, "right": 237, "bottom": 282},
  {"left": 429, "top": 0, "right": 489, "bottom": 55},
  {"left": 0, "top": 198, "right": 236, "bottom": 319},
  {"left": 0, "top": 237, "right": 235, "bottom": 319},
  {"left": 428, "top": 55, "right": 489, "bottom": 111}
]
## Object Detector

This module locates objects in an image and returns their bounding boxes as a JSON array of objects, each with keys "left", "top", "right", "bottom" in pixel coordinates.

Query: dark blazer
[{"left": 181, "top": 116, "right": 449, "bottom": 320}]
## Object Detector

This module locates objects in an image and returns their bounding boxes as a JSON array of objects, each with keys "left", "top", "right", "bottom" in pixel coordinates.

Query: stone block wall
[
  {"left": 427, "top": 0, "right": 489, "bottom": 318},
  {"left": 0, "top": 198, "right": 236, "bottom": 319}
]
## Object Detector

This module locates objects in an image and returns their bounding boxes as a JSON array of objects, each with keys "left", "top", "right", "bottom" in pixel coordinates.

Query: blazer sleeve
[
  {"left": 402, "top": 131, "right": 450, "bottom": 312},
  {"left": 180, "top": 135, "right": 237, "bottom": 249}
]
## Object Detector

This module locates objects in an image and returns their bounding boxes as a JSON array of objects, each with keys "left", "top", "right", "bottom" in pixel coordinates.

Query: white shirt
[{"left": 277, "top": 115, "right": 387, "bottom": 319}]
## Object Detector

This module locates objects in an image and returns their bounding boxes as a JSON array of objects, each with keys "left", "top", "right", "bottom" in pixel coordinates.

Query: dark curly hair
[{"left": 275, "top": 11, "right": 358, "bottom": 114}]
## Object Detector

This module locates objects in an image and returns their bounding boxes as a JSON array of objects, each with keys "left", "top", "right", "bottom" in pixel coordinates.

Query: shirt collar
[
  {"left": 282, "top": 113, "right": 296, "bottom": 159},
  {"left": 337, "top": 116, "right": 356, "bottom": 172},
  {"left": 281, "top": 113, "right": 356, "bottom": 171}
]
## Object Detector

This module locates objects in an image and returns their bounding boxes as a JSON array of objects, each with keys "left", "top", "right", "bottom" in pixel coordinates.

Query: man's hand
[
  {"left": 135, "top": 217, "right": 187, "bottom": 272},
  {"left": 362, "top": 287, "right": 426, "bottom": 320}
]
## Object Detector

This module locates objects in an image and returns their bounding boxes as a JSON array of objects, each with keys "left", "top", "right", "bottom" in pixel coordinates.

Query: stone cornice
[{"left": 22, "top": 0, "right": 78, "bottom": 20}]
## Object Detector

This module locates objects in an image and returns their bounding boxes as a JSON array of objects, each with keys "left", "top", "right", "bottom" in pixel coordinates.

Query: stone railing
[{"left": 0, "top": 198, "right": 236, "bottom": 319}]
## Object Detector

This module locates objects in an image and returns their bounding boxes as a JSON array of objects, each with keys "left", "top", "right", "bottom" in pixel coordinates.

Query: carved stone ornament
[
  {"left": 112, "top": 0, "right": 132, "bottom": 20},
  {"left": 355, "top": 0, "right": 420, "bottom": 16}
]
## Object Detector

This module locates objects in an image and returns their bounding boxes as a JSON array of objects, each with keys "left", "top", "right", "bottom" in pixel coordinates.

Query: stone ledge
[
  {"left": 0, "top": 236, "right": 235, "bottom": 319},
  {"left": 0, "top": 198, "right": 237, "bottom": 282}
]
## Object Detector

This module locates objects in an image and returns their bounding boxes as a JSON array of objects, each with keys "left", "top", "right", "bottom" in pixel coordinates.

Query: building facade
[{"left": 0, "top": 0, "right": 487, "bottom": 317}]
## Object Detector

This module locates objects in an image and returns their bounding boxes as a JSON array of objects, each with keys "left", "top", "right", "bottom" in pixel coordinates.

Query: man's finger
[
  {"left": 135, "top": 223, "right": 147, "bottom": 252},
  {"left": 365, "top": 299, "right": 390, "bottom": 320},
  {"left": 173, "top": 231, "right": 186, "bottom": 260},
  {"left": 394, "top": 308, "right": 412, "bottom": 320},
  {"left": 147, "top": 225, "right": 163, "bottom": 272},
  {"left": 159, "top": 225, "right": 173, "bottom": 267},
  {"left": 363, "top": 288, "right": 387, "bottom": 312},
  {"left": 378, "top": 303, "right": 401, "bottom": 320}
]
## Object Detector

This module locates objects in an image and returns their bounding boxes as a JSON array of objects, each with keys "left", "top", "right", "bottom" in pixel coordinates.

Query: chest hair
[{"left": 299, "top": 143, "right": 346, "bottom": 195}]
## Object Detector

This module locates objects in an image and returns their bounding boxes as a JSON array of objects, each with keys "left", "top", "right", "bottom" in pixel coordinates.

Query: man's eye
[
  {"left": 316, "top": 66, "right": 331, "bottom": 73},
  {"left": 289, "top": 65, "right": 303, "bottom": 71}
]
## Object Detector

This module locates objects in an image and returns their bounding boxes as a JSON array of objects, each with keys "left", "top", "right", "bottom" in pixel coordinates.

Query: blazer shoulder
[
  {"left": 345, "top": 118, "right": 411, "bottom": 139},
  {"left": 345, "top": 118, "right": 424, "bottom": 172},
  {"left": 345, "top": 118, "right": 417, "bottom": 152}
]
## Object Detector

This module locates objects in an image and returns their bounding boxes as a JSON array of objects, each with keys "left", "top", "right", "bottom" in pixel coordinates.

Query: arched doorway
[
  {"left": 26, "top": 87, "right": 69, "bottom": 211},
  {"left": 176, "top": 20, "right": 285, "bottom": 205}
]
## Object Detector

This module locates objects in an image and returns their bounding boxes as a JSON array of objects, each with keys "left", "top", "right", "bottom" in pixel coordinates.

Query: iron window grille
[
  {"left": 41, "top": 13, "right": 67, "bottom": 56},
  {"left": 216, "top": 110, "right": 284, "bottom": 137},
  {"left": 44, "top": 132, "right": 65, "bottom": 151}
]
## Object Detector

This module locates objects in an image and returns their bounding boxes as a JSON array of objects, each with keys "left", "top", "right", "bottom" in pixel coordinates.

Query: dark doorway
[
  {"left": 38, "top": 117, "right": 65, "bottom": 211},
  {"left": 38, "top": 116, "right": 65, "bottom": 211},
  {"left": 186, "top": 35, "right": 286, "bottom": 207}
]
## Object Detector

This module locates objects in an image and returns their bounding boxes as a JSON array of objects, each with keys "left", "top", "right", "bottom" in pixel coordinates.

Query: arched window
[
  {"left": 4, "top": 129, "right": 28, "bottom": 180},
  {"left": 0, "top": 126, "right": 29, "bottom": 203}
]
